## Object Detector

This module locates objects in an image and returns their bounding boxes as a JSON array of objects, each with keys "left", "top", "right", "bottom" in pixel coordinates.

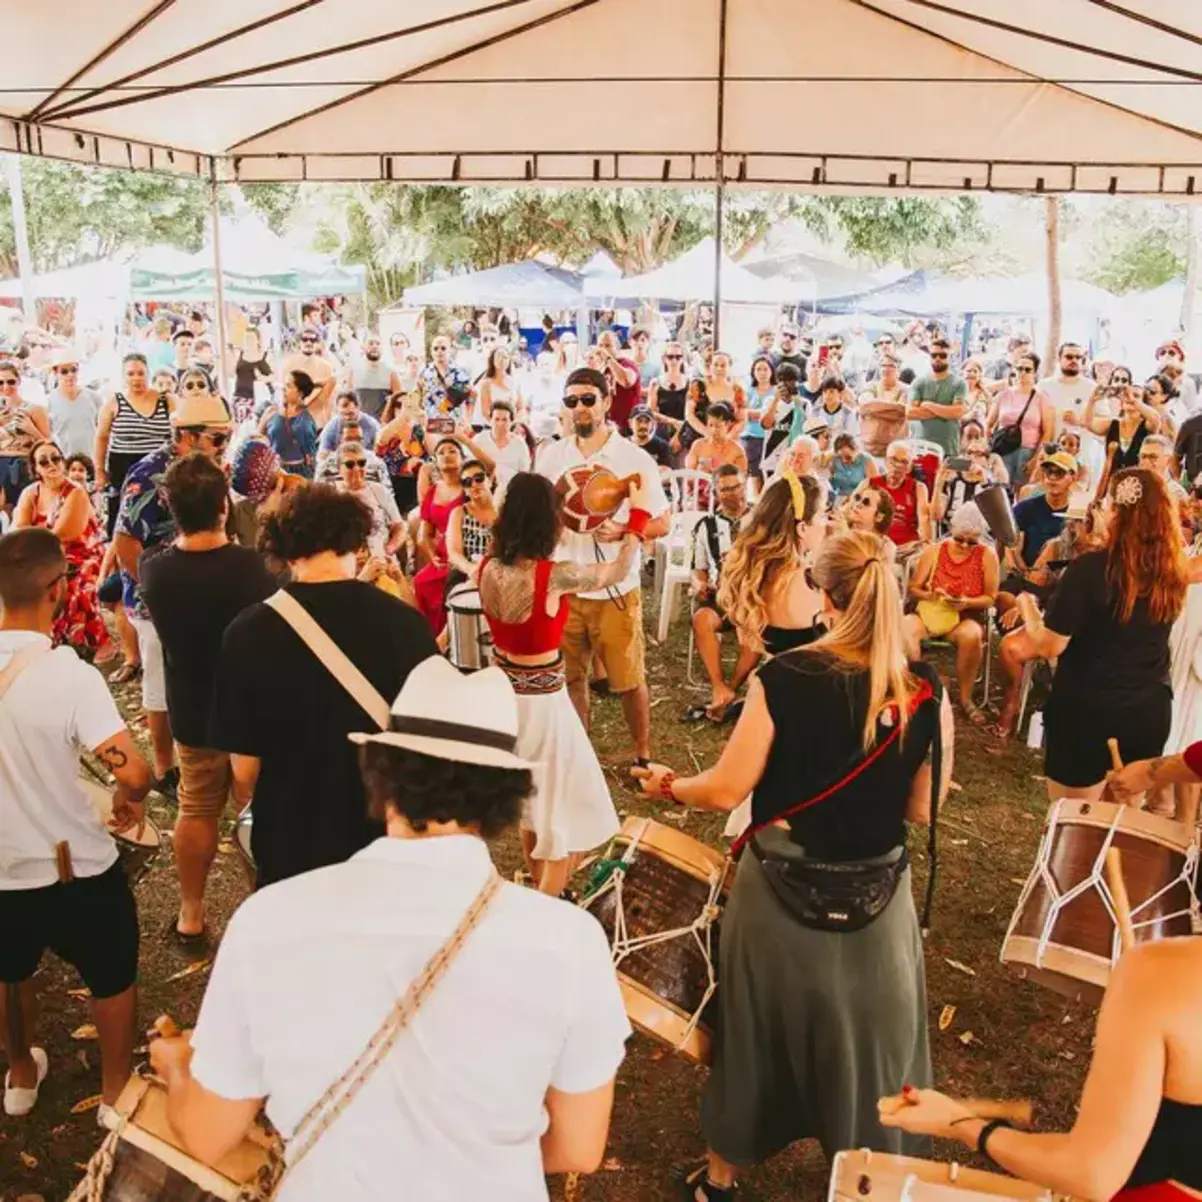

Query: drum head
[
  {"left": 447, "top": 583, "right": 483, "bottom": 613},
  {"left": 830, "top": 1149, "right": 1059, "bottom": 1201}
]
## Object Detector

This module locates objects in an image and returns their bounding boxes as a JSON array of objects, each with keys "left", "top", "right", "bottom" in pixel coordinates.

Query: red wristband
[{"left": 627, "top": 507, "right": 651, "bottom": 537}]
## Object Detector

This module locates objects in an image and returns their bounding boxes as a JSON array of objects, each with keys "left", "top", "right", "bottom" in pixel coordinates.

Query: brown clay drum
[
  {"left": 829, "top": 1149, "right": 1069, "bottom": 1202},
  {"left": 555, "top": 464, "right": 638, "bottom": 533},
  {"left": 69, "top": 1074, "right": 279, "bottom": 1201},
  {"left": 1001, "top": 799, "right": 1195, "bottom": 1005},
  {"left": 583, "top": 816, "right": 730, "bottom": 1063}
]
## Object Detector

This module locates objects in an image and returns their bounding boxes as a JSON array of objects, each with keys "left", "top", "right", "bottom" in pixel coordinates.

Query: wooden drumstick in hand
[
  {"left": 1108, "top": 737, "right": 1124, "bottom": 773},
  {"left": 152, "top": 1014, "right": 181, "bottom": 1039},
  {"left": 1105, "top": 847, "right": 1137, "bottom": 953}
]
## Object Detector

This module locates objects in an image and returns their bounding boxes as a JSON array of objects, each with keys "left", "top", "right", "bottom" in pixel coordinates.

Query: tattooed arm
[
  {"left": 549, "top": 536, "right": 640, "bottom": 597},
  {"left": 1107, "top": 752, "right": 1201, "bottom": 804},
  {"left": 90, "top": 730, "right": 152, "bottom": 832}
]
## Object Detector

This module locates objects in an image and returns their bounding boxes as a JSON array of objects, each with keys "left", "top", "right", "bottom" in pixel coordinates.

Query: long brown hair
[
  {"left": 807, "top": 531, "right": 918, "bottom": 750},
  {"left": 1105, "top": 467, "right": 1187, "bottom": 625},
  {"left": 717, "top": 474, "right": 822, "bottom": 654}
]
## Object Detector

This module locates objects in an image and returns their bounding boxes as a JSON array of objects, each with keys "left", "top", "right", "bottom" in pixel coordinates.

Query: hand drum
[{"left": 557, "top": 464, "right": 640, "bottom": 533}]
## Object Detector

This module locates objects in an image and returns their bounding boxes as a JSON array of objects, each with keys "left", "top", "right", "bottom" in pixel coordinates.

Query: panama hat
[
  {"left": 349, "top": 655, "right": 537, "bottom": 771},
  {"left": 171, "top": 392, "right": 232, "bottom": 429}
]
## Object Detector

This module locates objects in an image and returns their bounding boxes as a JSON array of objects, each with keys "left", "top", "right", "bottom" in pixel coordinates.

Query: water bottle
[{"left": 1026, "top": 710, "right": 1044, "bottom": 750}]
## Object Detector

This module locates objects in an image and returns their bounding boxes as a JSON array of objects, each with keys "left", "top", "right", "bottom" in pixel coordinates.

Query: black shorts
[
  {"left": 692, "top": 595, "right": 733, "bottom": 633},
  {"left": 97, "top": 571, "right": 123, "bottom": 606},
  {"left": 0, "top": 860, "right": 139, "bottom": 998},
  {"left": 1044, "top": 687, "right": 1171, "bottom": 788},
  {"left": 743, "top": 437, "right": 765, "bottom": 479}
]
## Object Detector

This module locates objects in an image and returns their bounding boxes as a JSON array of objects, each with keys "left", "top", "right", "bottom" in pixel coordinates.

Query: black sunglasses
[
  {"left": 35, "top": 453, "right": 63, "bottom": 467},
  {"left": 1042, "top": 465, "right": 1068, "bottom": 479},
  {"left": 463, "top": 473, "right": 488, "bottom": 486},
  {"left": 342, "top": 458, "right": 367, "bottom": 469},
  {"left": 563, "top": 394, "right": 600, "bottom": 409},
  {"left": 176, "top": 427, "right": 229, "bottom": 447},
  {"left": 663, "top": 353, "right": 684, "bottom": 361},
  {"left": 854, "top": 493, "right": 875, "bottom": 507}
]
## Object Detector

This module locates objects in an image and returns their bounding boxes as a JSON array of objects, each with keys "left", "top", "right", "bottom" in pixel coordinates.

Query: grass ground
[{"left": 0, "top": 597, "right": 1091, "bottom": 1202}]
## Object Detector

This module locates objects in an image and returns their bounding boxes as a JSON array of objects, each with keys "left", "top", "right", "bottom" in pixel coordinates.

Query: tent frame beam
[
  {"left": 1081, "top": 0, "right": 1202, "bottom": 47},
  {"left": 47, "top": 0, "right": 552, "bottom": 125},
  {"left": 712, "top": 0, "right": 728, "bottom": 347},
  {"left": 230, "top": 0, "right": 601, "bottom": 152},
  {"left": 26, "top": 0, "right": 180, "bottom": 121}
]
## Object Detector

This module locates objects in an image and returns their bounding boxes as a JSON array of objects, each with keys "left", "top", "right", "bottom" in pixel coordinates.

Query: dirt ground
[{"left": 0, "top": 602, "right": 1093, "bottom": 1202}]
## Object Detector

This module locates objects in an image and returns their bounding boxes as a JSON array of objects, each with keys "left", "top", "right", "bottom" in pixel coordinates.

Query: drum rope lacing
[
  {"left": 585, "top": 823, "right": 725, "bottom": 1051},
  {"left": 1003, "top": 800, "right": 1200, "bottom": 968}
]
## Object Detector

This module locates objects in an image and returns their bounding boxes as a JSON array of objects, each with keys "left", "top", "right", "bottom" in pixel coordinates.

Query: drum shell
[
  {"left": 584, "top": 817, "right": 730, "bottom": 1063},
  {"left": 1001, "top": 799, "right": 1194, "bottom": 1004},
  {"left": 829, "top": 1148, "right": 1067, "bottom": 1202},
  {"left": 446, "top": 584, "right": 493, "bottom": 672},
  {"left": 234, "top": 809, "right": 255, "bottom": 890}
]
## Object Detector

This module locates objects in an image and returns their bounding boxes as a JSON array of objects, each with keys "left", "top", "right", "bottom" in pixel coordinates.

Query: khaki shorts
[
  {"left": 175, "top": 744, "right": 233, "bottom": 822},
  {"left": 563, "top": 590, "right": 646, "bottom": 695}
]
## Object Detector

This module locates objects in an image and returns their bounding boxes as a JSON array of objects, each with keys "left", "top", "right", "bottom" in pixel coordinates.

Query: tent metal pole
[
  {"left": 712, "top": 0, "right": 728, "bottom": 348},
  {"left": 209, "top": 179, "right": 231, "bottom": 395},
  {"left": 713, "top": 182, "right": 724, "bottom": 347}
]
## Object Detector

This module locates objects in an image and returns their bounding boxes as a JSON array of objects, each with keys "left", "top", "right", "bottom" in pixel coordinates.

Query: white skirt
[{"left": 516, "top": 687, "right": 619, "bottom": 860}]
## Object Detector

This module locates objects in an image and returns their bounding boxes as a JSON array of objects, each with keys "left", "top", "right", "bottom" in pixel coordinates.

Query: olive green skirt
[{"left": 702, "top": 827, "right": 932, "bottom": 1164}]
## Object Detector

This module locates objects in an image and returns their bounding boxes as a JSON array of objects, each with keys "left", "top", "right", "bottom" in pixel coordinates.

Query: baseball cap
[
  {"left": 630, "top": 405, "right": 654, "bottom": 420},
  {"left": 1041, "top": 450, "right": 1078, "bottom": 474}
]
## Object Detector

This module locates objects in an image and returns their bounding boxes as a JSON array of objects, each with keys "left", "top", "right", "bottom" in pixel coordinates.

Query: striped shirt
[{"left": 108, "top": 392, "right": 172, "bottom": 457}]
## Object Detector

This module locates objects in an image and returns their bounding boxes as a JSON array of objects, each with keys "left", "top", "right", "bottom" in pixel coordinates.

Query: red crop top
[{"left": 482, "top": 558, "right": 570, "bottom": 656}]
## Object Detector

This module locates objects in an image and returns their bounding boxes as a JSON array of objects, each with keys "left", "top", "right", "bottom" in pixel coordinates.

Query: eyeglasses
[
  {"left": 1042, "top": 465, "right": 1068, "bottom": 479},
  {"left": 563, "top": 393, "right": 600, "bottom": 409},
  {"left": 1016, "top": 365, "right": 1035, "bottom": 373},
  {"left": 35, "top": 453, "right": 63, "bottom": 468},
  {"left": 952, "top": 535, "right": 979, "bottom": 547},
  {"left": 342, "top": 458, "right": 367, "bottom": 469},
  {"left": 463, "top": 473, "right": 488, "bottom": 486}
]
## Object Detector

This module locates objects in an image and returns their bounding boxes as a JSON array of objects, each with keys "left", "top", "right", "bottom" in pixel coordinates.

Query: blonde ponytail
[{"left": 808, "top": 532, "right": 917, "bottom": 750}]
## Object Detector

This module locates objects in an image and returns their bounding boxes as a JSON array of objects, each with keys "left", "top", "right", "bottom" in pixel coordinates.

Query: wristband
[
  {"left": 659, "top": 770, "right": 678, "bottom": 803},
  {"left": 977, "top": 1118, "right": 1013, "bottom": 1161},
  {"left": 627, "top": 507, "right": 651, "bottom": 537}
]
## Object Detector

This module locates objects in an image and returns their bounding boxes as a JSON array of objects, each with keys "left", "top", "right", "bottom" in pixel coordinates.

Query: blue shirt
[
  {"left": 263, "top": 408, "right": 318, "bottom": 478},
  {"left": 1013, "top": 493, "right": 1069, "bottom": 567},
  {"left": 319, "top": 413, "right": 381, "bottom": 454},
  {"left": 115, "top": 446, "right": 175, "bottom": 618}
]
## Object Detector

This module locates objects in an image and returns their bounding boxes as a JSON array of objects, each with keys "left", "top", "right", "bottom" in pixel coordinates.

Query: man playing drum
[{"left": 0, "top": 529, "right": 153, "bottom": 1123}]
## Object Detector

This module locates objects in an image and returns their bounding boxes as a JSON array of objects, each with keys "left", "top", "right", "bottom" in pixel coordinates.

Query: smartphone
[
  {"left": 946, "top": 456, "right": 972, "bottom": 472},
  {"left": 428, "top": 416, "right": 455, "bottom": 435}
]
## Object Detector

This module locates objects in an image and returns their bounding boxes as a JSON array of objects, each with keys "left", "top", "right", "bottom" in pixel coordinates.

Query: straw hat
[
  {"left": 47, "top": 347, "right": 81, "bottom": 369},
  {"left": 171, "top": 393, "right": 231, "bottom": 429},
  {"left": 349, "top": 656, "right": 537, "bottom": 771}
]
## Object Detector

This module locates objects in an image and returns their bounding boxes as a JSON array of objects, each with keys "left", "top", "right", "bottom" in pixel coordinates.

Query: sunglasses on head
[
  {"left": 564, "top": 393, "right": 600, "bottom": 409},
  {"left": 463, "top": 473, "right": 488, "bottom": 486},
  {"left": 36, "top": 452, "right": 63, "bottom": 467}
]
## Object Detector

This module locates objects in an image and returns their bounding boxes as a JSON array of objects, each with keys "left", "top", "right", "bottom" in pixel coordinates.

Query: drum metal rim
[
  {"left": 615, "top": 816, "right": 730, "bottom": 886},
  {"left": 617, "top": 975, "right": 710, "bottom": 1064},
  {"left": 1042, "top": 798, "right": 1193, "bottom": 854},
  {"left": 999, "top": 935, "right": 1114, "bottom": 993}
]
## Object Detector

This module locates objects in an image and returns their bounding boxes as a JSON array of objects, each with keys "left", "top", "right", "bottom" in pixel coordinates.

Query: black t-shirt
[
  {"left": 209, "top": 581, "right": 439, "bottom": 886},
  {"left": 1045, "top": 550, "right": 1173, "bottom": 706},
  {"left": 140, "top": 544, "right": 276, "bottom": 747},
  {"left": 773, "top": 351, "right": 808, "bottom": 377},
  {"left": 751, "top": 654, "right": 941, "bottom": 860},
  {"left": 634, "top": 434, "right": 674, "bottom": 468}
]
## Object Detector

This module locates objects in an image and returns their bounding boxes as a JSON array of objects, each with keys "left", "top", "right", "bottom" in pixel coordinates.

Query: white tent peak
[{"left": 580, "top": 251, "right": 622, "bottom": 278}]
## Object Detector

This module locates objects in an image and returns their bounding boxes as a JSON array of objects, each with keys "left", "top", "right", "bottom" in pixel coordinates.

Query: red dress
[
  {"left": 413, "top": 485, "right": 465, "bottom": 634},
  {"left": 31, "top": 481, "right": 109, "bottom": 654}
]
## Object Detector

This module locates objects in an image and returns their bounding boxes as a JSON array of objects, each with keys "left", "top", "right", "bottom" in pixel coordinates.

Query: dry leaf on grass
[
  {"left": 958, "top": 1030, "right": 981, "bottom": 1047},
  {"left": 71, "top": 1095, "right": 103, "bottom": 1114},
  {"left": 163, "top": 959, "right": 212, "bottom": 983},
  {"left": 602, "top": 1158, "right": 624, "bottom": 1171},
  {"left": 19, "top": 1152, "right": 38, "bottom": 1169},
  {"left": 944, "top": 959, "right": 976, "bottom": 977},
  {"left": 948, "top": 780, "right": 963, "bottom": 792},
  {"left": 938, "top": 1005, "right": 956, "bottom": 1031},
  {"left": 1009, "top": 878, "right": 1027, "bottom": 887},
  {"left": 71, "top": 1023, "right": 98, "bottom": 1040}
]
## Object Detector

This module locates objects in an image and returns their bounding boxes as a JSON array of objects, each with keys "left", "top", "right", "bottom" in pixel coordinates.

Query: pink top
[{"left": 993, "top": 386, "right": 1052, "bottom": 450}]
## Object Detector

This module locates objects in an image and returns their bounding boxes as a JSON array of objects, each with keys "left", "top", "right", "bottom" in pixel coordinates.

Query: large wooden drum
[
  {"left": 582, "top": 816, "right": 730, "bottom": 1063},
  {"left": 829, "top": 1149, "right": 1068, "bottom": 1202},
  {"left": 1001, "top": 799, "right": 1196, "bottom": 1005},
  {"left": 69, "top": 1074, "right": 280, "bottom": 1201}
]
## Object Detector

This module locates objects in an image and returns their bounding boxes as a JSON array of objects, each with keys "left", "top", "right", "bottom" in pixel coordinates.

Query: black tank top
[
  {"left": 762, "top": 621, "right": 824, "bottom": 658},
  {"left": 655, "top": 378, "right": 688, "bottom": 423},
  {"left": 1125, "top": 1098, "right": 1202, "bottom": 1189},
  {"left": 235, "top": 354, "right": 271, "bottom": 399}
]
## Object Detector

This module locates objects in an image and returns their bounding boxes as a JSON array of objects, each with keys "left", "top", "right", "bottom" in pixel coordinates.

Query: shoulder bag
[{"left": 989, "top": 389, "right": 1036, "bottom": 457}]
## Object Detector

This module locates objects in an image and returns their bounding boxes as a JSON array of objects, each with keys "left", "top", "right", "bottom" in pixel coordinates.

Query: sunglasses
[
  {"left": 300, "top": 339, "right": 317, "bottom": 346},
  {"left": 0, "top": 379, "right": 18, "bottom": 388},
  {"left": 1017, "top": 365, "right": 1035, "bottom": 372},
  {"left": 463, "top": 473, "right": 488, "bottom": 487},
  {"left": 58, "top": 367, "right": 78, "bottom": 375},
  {"left": 35, "top": 453, "right": 63, "bottom": 468},
  {"left": 564, "top": 393, "right": 600, "bottom": 409},
  {"left": 664, "top": 353, "right": 684, "bottom": 361},
  {"left": 1062, "top": 353, "right": 1084, "bottom": 361},
  {"left": 854, "top": 493, "right": 876, "bottom": 508},
  {"left": 176, "top": 427, "right": 229, "bottom": 448},
  {"left": 952, "top": 535, "right": 979, "bottom": 547},
  {"left": 1042, "top": 465, "right": 1068, "bottom": 479},
  {"left": 342, "top": 458, "right": 367, "bottom": 469},
  {"left": 1112, "top": 376, "right": 1131, "bottom": 385},
  {"left": 930, "top": 354, "right": 949, "bottom": 361},
  {"left": 182, "top": 379, "right": 208, "bottom": 391}
]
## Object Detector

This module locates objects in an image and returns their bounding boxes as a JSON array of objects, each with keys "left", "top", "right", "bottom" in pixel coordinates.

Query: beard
[
  {"left": 1062, "top": 363, "right": 1080, "bottom": 377},
  {"left": 366, "top": 351, "right": 380, "bottom": 361},
  {"left": 573, "top": 414, "right": 596, "bottom": 438}
]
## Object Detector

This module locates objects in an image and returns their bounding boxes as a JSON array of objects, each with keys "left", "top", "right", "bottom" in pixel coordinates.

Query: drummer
[
  {"left": 0, "top": 528, "right": 153, "bottom": 1122},
  {"left": 634, "top": 530, "right": 953, "bottom": 1200},
  {"left": 536, "top": 367, "right": 670, "bottom": 768},
  {"left": 882, "top": 933, "right": 1202, "bottom": 1200}
]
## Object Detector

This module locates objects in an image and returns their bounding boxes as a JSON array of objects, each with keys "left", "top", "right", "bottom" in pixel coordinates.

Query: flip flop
[
  {"left": 680, "top": 1163, "right": 734, "bottom": 1201},
  {"left": 960, "top": 701, "right": 988, "bottom": 728},
  {"left": 683, "top": 705, "right": 709, "bottom": 723}
]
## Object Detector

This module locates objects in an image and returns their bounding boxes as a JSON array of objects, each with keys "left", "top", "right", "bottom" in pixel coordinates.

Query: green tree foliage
[{"left": 1076, "top": 200, "right": 1187, "bottom": 294}]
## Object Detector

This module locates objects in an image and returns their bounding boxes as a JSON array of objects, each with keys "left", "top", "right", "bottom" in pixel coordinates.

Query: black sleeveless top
[
  {"left": 654, "top": 378, "right": 688, "bottom": 423},
  {"left": 1125, "top": 1098, "right": 1202, "bottom": 1189},
  {"left": 1106, "top": 417, "right": 1150, "bottom": 471},
  {"left": 234, "top": 354, "right": 272, "bottom": 400},
  {"left": 751, "top": 655, "right": 941, "bottom": 860},
  {"left": 763, "top": 620, "right": 824, "bottom": 658}
]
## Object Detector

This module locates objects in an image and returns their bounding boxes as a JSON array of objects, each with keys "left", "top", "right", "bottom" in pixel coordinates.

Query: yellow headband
[{"left": 782, "top": 466, "right": 807, "bottom": 521}]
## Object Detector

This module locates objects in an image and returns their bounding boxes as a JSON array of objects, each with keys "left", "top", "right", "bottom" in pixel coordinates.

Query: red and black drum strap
[{"left": 731, "top": 679, "right": 941, "bottom": 932}]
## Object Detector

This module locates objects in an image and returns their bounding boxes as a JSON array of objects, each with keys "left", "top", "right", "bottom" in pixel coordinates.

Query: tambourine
[{"left": 556, "top": 464, "right": 640, "bottom": 534}]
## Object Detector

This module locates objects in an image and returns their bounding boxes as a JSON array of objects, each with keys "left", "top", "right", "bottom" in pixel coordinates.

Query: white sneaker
[
  {"left": 97, "top": 1102, "right": 121, "bottom": 1130},
  {"left": 3, "top": 1046, "right": 48, "bottom": 1116}
]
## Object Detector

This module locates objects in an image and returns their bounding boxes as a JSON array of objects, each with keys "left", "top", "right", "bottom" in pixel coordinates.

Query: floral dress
[{"left": 32, "top": 481, "right": 108, "bottom": 653}]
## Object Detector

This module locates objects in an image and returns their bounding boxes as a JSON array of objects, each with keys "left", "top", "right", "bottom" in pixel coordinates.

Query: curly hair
[
  {"left": 359, "top": 743, "right": 532, "bottom": 837},
  {"left": 717, "top": 474, "right": 822, "bottom": 653},
  {"left": 491, "top": 472, "right": 560, "bottom": 563},
  {"left": 261, "top": 482, "right": 372, "bottom": 562},
  {"left": 65, "top": 452, "right": 95, "bottom": 483},
  {"left": 1105, "top": 467, "right": 1187, "bottom": 625}
]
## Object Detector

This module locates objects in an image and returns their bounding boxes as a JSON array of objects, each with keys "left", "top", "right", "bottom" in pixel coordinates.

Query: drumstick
[
  {"left": 1108, "top": 737, "right": 1124, "bottom": 773},
  {"left": 1105, "top": 848, "right": 1138, "bottom": 954},
  {"left": 882, "top": 1093, "right": 1034, "bottom": 1126}
]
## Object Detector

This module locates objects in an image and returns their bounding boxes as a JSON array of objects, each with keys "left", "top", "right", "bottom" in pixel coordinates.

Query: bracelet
[
  {"left": 659, "top": 770, "right": 678, "bottom": 804},
  {"left": 627, "top": 507, "right": 652, "bottom": 537},
  {"left": 977, "top": 1118, "right": 1013, "bottom": 1161}
]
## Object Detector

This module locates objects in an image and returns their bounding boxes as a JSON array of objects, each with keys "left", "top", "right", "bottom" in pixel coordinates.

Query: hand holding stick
[{"left": 881, "top": 1089, "right": 1033, "bottom": 1126}]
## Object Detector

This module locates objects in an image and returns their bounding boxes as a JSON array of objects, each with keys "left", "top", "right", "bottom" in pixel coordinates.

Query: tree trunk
[
  {"left": 1180, "top": 204, "right": 1198, "bottom": 339},
  {"left": 1043, "top": 195, "right": 1062, "bottom": 369}
]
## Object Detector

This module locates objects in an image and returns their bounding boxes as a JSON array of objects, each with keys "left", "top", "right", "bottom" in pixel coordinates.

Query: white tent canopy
[
  {"left": 584, "top": 238, "right": 804, "bottom": 304},
  {"left": 1, "top": 1, "right": 1198, "bottom": 192}
]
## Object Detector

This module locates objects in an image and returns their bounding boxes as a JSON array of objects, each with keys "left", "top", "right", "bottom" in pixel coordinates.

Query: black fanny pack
[{"left": 750, "top": 839, "right": 909, "bottom": 933}]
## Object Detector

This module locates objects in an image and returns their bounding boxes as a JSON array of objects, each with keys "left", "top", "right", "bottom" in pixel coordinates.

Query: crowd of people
[{"left": 0, "top": 305, "right": 1199, "bottom": 1202}]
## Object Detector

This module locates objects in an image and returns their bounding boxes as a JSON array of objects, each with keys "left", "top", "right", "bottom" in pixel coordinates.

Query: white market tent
[
  {"left": 857, "top": 272, "right": 1119, "bottom": 318},
  {"left": 0, "top": 1, "right": 1199, "bottom": 194}
]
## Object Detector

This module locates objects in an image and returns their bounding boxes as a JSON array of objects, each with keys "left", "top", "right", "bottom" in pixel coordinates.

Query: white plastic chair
[
  {"left": 656, "top": 511, "right": 708, "bottom": 643},
  {"left": 652, "top": 469, "right": 713, "bottom": 603}
]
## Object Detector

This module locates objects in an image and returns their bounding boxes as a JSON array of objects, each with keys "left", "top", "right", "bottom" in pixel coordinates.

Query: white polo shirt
[
  {"left": 0, "top": 631, "right": 124, "bottom": 888},
  {"left": 536, "top": 429, "right": 670, "bottom": 600},
  {"left": 189, "top": 836, "right": 630, "bottom": 1202},
  {"left": 475, "top": 430, "right": 532, "bottom": 490}
]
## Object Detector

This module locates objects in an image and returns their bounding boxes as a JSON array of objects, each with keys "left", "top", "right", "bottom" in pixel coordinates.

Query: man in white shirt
[
  {"left": 150, "top": 656, "right": 630, "bottom": 1202},
  {"left": 1039, "top": 341, "right": 1099, "bottom": 478},
  {"left": 0, "top": 528, "right": 152, "bottom": 1119},
  {"left": 536, "top": 367, "right": 671, "bottom": 766},
  {"left": 474, "top": 401, "right": 532, "bottom": 491}
]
